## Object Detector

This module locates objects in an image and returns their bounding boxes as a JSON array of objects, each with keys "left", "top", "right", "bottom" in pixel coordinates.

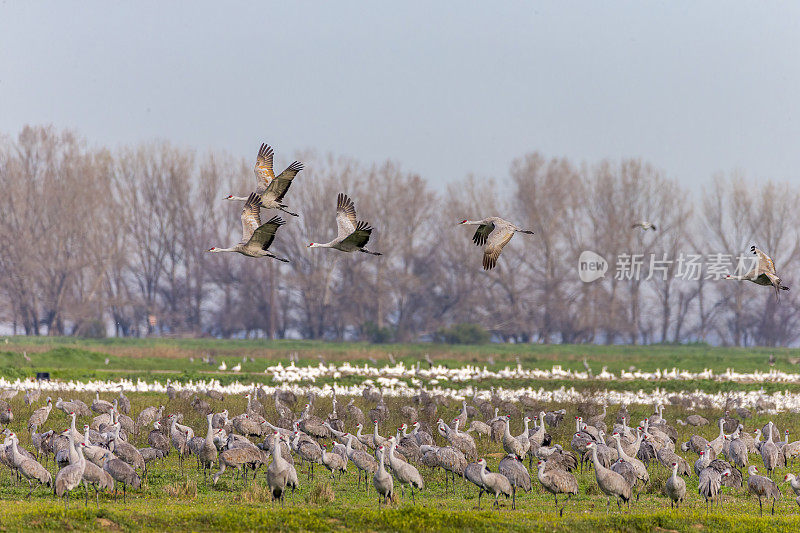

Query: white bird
[
  {"left": 207, "top": 193, "right": 289, "bottom": 261},
  {"left": 231, "top": 363, "right": 242, "bottom": 373},
  {"left": 307, "top": 193, "right": 381, "bottom": 255},
  {"left": 725, "top": 245, "right": 789, "bottom": 301},
  {"left": 224, "top": 143, "right": 303, "bottom": 217},
  {"left": 218, "top": 361, "right": 227, "bottom": 372},
  {"left": 631, "top": 221, "right": 656, "bottom": 231},
  {"left": 457, "top": 217, "right": 534, "bottom": 270}
]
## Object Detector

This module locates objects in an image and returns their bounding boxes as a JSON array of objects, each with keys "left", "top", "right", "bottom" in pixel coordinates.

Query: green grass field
[{"left": 1, "top": 338, "right": 800, "bottom": 532}]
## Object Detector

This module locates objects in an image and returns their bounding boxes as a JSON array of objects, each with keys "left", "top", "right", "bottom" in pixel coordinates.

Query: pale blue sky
[{"left": 1, "top": 2, "right": 798, "bottom": 191}]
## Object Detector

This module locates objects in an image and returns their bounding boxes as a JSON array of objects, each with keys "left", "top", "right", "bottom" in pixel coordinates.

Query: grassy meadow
[{"left": 0, "top": 337, "right": 799, "bottom": 531}]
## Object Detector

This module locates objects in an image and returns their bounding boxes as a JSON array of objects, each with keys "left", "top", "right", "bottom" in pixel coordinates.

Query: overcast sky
[{"left": 1, "top": 2, "right": 798, "bottom": 192}]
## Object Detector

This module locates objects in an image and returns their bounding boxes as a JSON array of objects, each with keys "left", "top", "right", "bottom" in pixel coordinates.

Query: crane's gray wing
[
  {"left": 240, "top": 192, "right": 263, "bottom": 243},
  {"left": 751, "top": 245, "right": 778, "bottom": 275},
  {"left": 253, "top": 143, "right": 275, "bottom": 189},
  {"left": 340, "top": 221, "right": 373, "bottom": 249},
  {"left": 482, "top": 228, "right": 514, "bottom": 270},
  {"left": 248, "top": 216, "right": 285, "bottom": 251},
  {"left": 335, "top": 193, "right": 357, "bottom": 239},
  {"left": 263, "top": 161, "right": 304, "bottom": 203},
  {"left": 472, "top": 223, "right": 494, "bottom": 246}
]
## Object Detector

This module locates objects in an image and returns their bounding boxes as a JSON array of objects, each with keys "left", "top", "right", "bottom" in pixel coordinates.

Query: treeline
[{"left": 0, "top": 125, "right": 798, "bottom": 346}]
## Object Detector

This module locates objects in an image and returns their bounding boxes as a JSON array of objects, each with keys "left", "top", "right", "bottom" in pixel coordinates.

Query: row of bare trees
[{"left": 1, "top": 125, "right": 798, "bottom": 345}]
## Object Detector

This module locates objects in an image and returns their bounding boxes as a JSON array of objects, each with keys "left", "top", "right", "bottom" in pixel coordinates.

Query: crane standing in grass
[
  {"left": 748, "top": 466, "right": 781, "bottom": 516},
  {"left": 373, "top": 445, "right": 394, "bottom": 508},
  {"left": 585, "top": 442, "right": 631, "bottom": 513},
  {"left": 536, "top": 460, "right": 578, "bottom": 516}
]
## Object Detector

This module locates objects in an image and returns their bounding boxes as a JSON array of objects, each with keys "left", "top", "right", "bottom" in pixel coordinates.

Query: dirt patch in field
[{"left": 94, "top": 518, "right": 122, "bottom": 531}]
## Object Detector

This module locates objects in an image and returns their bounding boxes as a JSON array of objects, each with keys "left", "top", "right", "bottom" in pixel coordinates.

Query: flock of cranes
[
  {"left": 206, "top": 142, "right": 534, "bottom": 270},
  {"left": 3, "top": 386, "right": 800, "bottom": 516},
  {"left": 206, "top": 142, "right": 795, "bottom": 280}
]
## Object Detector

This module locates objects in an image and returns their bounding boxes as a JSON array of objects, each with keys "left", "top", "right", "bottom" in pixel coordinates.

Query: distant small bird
[
  {"left": 631, "top": 221, "right": 656, "bottom": 231},
  {"left": 218, "top": 361, "right": 227, "bottom": 371},
  {"left": 231, "top": 363, "right": 242, "bottom": 372},
  {"left": 458, "top": 217, "right": 534, "bottom": 270},
  {"left": 307, "top": 193, "right": 382, "bottom": 255},
  {"left": 104, "top": 358, "right": 110, "bottom": 366},
  {"left": 725, "top": 245, "right": 789, "bottom": 302},
  {"left": 23, "top": 352, "right": 30, "bottom": 362}
]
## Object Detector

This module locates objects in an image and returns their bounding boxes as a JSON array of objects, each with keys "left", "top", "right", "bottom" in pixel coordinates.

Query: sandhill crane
[
  {"left": 345, "top": 434, "right": 377, "bottom": 491},
  {"left": 80, "top": 451, "right": 115, "bottom": 506},
  {"left": 55, "top": 440, "right": 87, "bottom": 509},
  {"left": 136, "top": 405, "right": 163, "bottom": 435},
  {"left": 291, "top": 431, "right": 322, "bottom": 479},
  {"left": 585, "top": 442, "right": 631, "bottom": 513},
  {"left": 23, "top": 390, "right": 41, "bottom": 407},
  {"left": 784, "top": 431, "right": 800, "bottom": 466},
  {"left": 686, "top": 414, "right": 709, "bottom": 426},
  {"left": 458, "top": 217, "right": 534, "bottom": 270},
  {"left": 198, "top": 413, "right": 218, "bottom": 480},
  {"left": 102, "top": 451, "right": 141, "bottom": 503},
  {"left": 536, "top": 459, "right": 578, "bottom": 516},
  {"left": 109, "top": 424, "right": 145, "bottom": 472},
  {"left": 307, "top": 193, "right": 382, "bottom": 255},
  {"left": 387, "top": 437, "right": 424, "bottom": 504},
  {"left": 207, "top": 193, "right": 289, "bottom": 261},
  {"left": 148, "top": 422, "right": 170, "bottom": 456},
  {"left": 213, "top": 446, "right": 266, "bottom": 486},
  {"left": 698, "top": 466, "right": 729, "bottom": 514},
  {"left": 631, "top": 221, "right": 656, "bottom": 231},
  {"left": 728, "top": 432, "right": 749, "bottom": 473},
  {"left": 5, "top": 433, "right": 52, "bottom": 496},
  {"left": 544, "top": 409, "right": 566, "bottom": 429},
  {"left": 466, "top": 420, "right": 491, "bottom": 440},
  {"left": 418, "top": 444, "right": 466, "bottom": 494},
  {"left": 681, "top": 434, "right": 709, "bottom": 455},
  {"left": 370, "top": 420, "right": 387, "bottom": 450},
  {"left": 373, "top": 445, "right": 394, "bottom": 508},
  {"left": 761, "top": 421, "right": 780, "bottom": 477},
  {"left": 748, "top": 465, "right": 781, "bottom": 516},
  {"left": 321, "top": 444, "right": 346, "bottom": 480},
  {"left": 91, "top": 392, "right": 114, "bottom": 414},
  {"left": 610, "top": 432, "right": 648, "bottom": 500},
  {"left": 344, "top": 399, "right": 365, "bottom": 425},
  {"left": 267, "top": 433, "right": 290, "bottom": 505},
  {"left": 28, "top": 397, "right": 52, "bottom": 433},
  {"left": 117, "top": 390, "right": 130, "bottom": 415},
  {"left": 224, "top": 143, "right": 303, "bottom": 217},
  {"left": 784, "top": 473, "right": 800, "bottom": 507},
  {"left": 438, "top": 419, "right": 477, "bottom": 462},
  {"left": 502, "top": 417, "right": 526, "bottom": 460},
  {"left": 665, "top": 462, "right": 686, "bottom": 508},
  {"left": 169, "top": 415, "right": 190, "bottom": 470},
  {"left": 0, "top": 405, "right": 12, "bottom": 427},
  {"left": 646, "top": 434, "right": 690, "bottom": 475},
  {"left": 476, "top": 458, "right": 512, "bottom": 510},
  {"left": 725, "top": 245, "right": 790, "bottom": 301},
  {"left": 451, "top": 401, "right": 469, "bottom": 427},
  {"left": 411, "top": 421, "right": 433, "bottom": 446}
]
